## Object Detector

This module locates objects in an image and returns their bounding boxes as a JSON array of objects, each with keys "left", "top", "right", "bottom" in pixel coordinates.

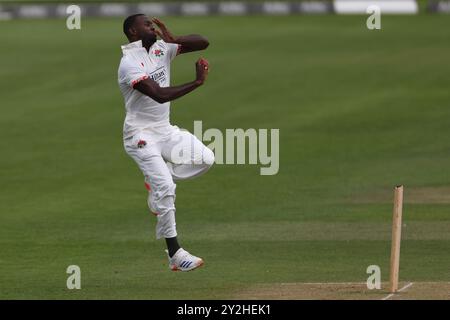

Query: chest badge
[{"left": 153, "top": 49, "right": 164, "bottom": 57}]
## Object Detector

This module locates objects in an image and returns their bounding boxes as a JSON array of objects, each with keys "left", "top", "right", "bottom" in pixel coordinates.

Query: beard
[{"left": 142, "top": 32, "right": 157, "bottom": 44}]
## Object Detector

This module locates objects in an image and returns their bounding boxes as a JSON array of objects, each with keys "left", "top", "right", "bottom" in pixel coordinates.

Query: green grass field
[{"left": 0, "top": 15, "right": 449, "bottom": 299}]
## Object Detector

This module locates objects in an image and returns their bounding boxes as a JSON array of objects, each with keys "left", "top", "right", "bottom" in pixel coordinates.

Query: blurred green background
[{"left": 0, "top": 10, "right": 449, "bottom": 299}]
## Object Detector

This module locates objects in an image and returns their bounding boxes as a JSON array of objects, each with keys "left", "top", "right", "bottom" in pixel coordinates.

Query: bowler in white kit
[{"left": 118, "top": 14, "right": 214, "bottom": 272}]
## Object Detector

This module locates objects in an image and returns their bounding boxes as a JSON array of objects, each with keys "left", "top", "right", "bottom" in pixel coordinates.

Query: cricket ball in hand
[{"left": 199, "top": 59, "right": 208, "bottom": 70}]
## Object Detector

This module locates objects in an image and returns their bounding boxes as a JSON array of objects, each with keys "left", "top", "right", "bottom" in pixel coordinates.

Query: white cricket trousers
[{"left": 124, "top": 127, "right": 214, "bottom": 239}]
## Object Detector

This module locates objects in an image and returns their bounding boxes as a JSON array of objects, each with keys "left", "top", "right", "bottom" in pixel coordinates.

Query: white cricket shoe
[{"left": 166, "top": 248, "right": 204, "bottom": 272}]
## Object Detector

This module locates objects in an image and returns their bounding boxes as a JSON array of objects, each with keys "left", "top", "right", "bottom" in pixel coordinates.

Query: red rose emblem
[
  {"left": 153, "top": 49, "right": 164, "bottom": 57},
  {"left": 137, "top": 140, "right": 147, "bottom": 149}
]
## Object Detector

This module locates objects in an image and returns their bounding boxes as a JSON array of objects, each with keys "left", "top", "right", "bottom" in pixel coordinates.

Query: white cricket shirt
[{"left": 118, "top": 40, "right": 179, "bottom": 140}]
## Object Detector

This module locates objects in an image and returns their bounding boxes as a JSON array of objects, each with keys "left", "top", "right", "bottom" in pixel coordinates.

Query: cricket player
[{"left": 118, "top": 14, "right": 214, "bottom": 272}]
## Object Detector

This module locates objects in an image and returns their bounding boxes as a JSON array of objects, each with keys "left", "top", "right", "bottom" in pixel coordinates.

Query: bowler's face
[{"left": 133, "top": 15, "right": 157, "bottom": 42}]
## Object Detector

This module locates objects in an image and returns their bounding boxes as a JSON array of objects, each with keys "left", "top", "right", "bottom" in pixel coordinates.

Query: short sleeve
[
  {"left": 163, "top": 41, "right": 180, "bottom": 61},
  {"left": 118, "top": 58, "right": 149, "bottom": 88}
]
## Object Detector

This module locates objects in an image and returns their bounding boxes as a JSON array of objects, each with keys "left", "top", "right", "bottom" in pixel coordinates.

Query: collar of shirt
[{"left": 121, "top": 40, "right": 145, "bottom": 55}]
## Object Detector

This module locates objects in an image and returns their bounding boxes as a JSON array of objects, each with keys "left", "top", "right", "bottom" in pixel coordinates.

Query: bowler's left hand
[{"left": 152, "top": 17, "right": 177, "bottom": 43}]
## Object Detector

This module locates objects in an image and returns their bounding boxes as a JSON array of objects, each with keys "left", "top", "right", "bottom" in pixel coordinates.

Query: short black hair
[{"left": 123, "top": 13, "right": 145, "bottom": 38}]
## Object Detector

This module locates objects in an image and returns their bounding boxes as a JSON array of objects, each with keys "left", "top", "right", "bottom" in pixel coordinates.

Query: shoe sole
[{"left": 171, "top": 259, "right": 204, "bottom": 272}]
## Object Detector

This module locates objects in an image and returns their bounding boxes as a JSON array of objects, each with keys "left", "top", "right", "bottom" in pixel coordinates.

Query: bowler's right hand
[{"left": 195, "top": 58, "right": 209, "bottom": 85}]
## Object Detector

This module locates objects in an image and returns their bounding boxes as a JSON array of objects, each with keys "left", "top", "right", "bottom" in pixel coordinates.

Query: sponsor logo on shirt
[{"left": 150, "top": 67, "right": 166, "bottom": 84}]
